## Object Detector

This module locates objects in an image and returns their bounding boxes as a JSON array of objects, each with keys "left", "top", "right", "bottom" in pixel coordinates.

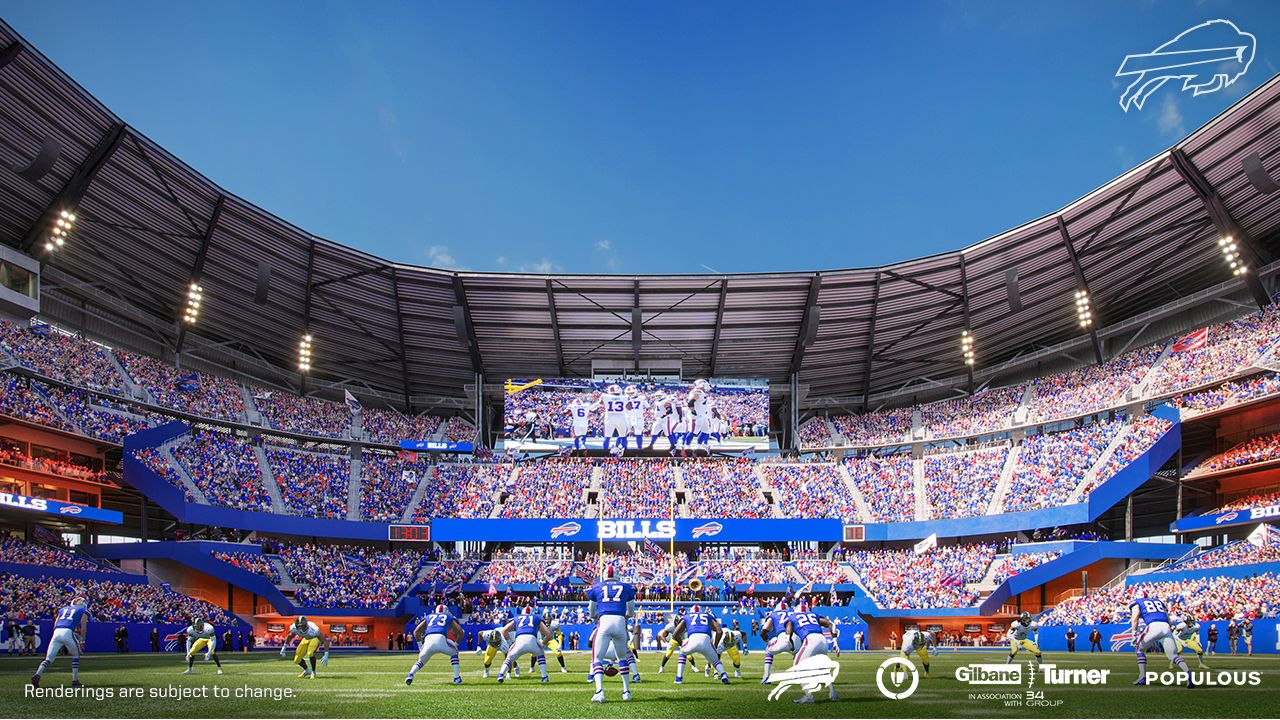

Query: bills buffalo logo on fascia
[
  {"left": 1216, "top": 512, "right": 1240, "bottom": 525},
  {"left": 59, "top": 505, "right": 83, "bottom": 515},
  {"left": 550, "top": 521, "right": 582, "bottom": 539},
  {"left": 691, "top": 521, "right": 724, "bottom": 538}
]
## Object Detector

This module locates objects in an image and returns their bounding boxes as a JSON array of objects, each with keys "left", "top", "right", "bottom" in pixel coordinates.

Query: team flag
[
  {"left": 793, "top": 580, "right": 814, "bottom": 599},
  {"left": 642, "top": 538, "right": 665, "bottom": 559},
  {"left": 1171, "top": 327, "right": 1209, "bottom": 353},
  {"left": 175, "top": 371, "right": 200, "bottom": 392},
  {"left": 486, "top": 580, "right": 497, "bottom": 596},
  {"left": 745, "top": 581, "right": 756, "bottom": 595},
  {"left": 344, "top": 388, "right": 362, "bottom": 414},
  {"left": 28, "top": 320, "right": 51, "bottom": 336}
]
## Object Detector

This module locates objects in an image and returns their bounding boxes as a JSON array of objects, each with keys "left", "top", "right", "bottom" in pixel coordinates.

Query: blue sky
[{"left": 4, "top": 1, "right": 1278, "bottom": 274}]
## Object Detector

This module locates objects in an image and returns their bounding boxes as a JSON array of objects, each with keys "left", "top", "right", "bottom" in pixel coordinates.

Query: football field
[{"left": 0, "top": 649, "right": 1277, "bottom": 718}]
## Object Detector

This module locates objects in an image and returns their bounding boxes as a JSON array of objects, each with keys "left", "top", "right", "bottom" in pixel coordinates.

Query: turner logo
[
  {"left": 597, "top": 520, "right": 676, "bottom": 540},
  {"left": 549, "top": 522, "right": 582, "bottom": 539},
  {"left": 691, "top": 522, "right": 723, "bottom": 538},
  {"left": 1216, "top": 512, "right": 1240, "bottom": 524},
  {"left": 1116, "top": 19, "right": 1256, "bottom": 112}
]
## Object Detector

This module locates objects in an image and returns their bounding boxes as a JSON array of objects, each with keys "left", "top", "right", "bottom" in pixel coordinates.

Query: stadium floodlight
[
  {"left": 182, "top": 282, "right": 203, "bottom": 325},
  {"left": 1074, "top": 289, "right": 1093, "bottom": 328},
  {"left": 298, "top": 333, "right": 313, "bottom": 372},
  {"left": 1218, "top": 236, "right": 1247, "bottom": 276},
  {"left": 960, "top": 329, "right": 975, "bottom": 366},
  {"left": 45, "top": 208, "right": 76, "bottom": 252}
]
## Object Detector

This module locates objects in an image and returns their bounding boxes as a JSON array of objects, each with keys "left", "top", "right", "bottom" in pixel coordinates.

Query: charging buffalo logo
[
  {"left": 549, "top": 521, "right": 582, "bottom": 539},
  {"left": 691, "top": 522, "right": 724, "bottom": 539},
  {"left": 766, "top": 655, "right": 840, "bottom": 701},
  {"left": 1116, "top": 19, "right": 1255, "bottom": 112}
]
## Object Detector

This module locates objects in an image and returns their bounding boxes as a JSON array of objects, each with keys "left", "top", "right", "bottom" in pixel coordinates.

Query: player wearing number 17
[
  {"left": 30, "top": 596, "right": 89, "bottom": 688},
  {"left": 587, "top": 566, "right": 637, "bottom": 703}
]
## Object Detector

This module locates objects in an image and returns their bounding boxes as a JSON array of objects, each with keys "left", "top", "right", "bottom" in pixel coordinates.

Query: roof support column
[
  {"left": 1169, "top": 148, "right": 1271, "bottom": 308},
  {"left": 959, "top": 255, "right": 974, "bottom": 394},
  {"left": 1057, "top": 216, "right": 1105, "bottom": 364},
  {"left": 175, "top": 195, "right": 226, "bottom": 355},
  {"left": 709, "top": 279, "right": 727, "bottom": 376},
  {"left": 22, "top": 122, "right": 126, "bottom": 253},
  {"left": 390, "top": 267, "right": 413, "bottom": 410},
  {"left": 861, "top": 273, "right": 881, "bottom": 408}
]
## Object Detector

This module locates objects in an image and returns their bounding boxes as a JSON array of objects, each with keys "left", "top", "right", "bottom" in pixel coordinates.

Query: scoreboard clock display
[{"left": 388, "top": 524, "right": 431, "bottom": 542}]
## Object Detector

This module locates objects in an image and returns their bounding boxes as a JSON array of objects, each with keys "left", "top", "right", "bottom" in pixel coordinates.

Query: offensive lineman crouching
[
  {"left": 406, "top": 604, "right": 464, "bottom": 685},
  {"left": 181, "top": 616, "right": 224, "bottom": 675}
]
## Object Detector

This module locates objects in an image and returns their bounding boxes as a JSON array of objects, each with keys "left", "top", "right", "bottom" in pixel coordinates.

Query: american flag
[
  {"left": 1171, "top": 327, "right": 1209, "bottom": 353},
  {"left": 940, "top": 572, "right": 963, "bottom": 587}
]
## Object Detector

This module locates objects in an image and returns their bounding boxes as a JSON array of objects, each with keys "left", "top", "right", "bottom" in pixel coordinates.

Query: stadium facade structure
[{"left": 0, "top": 20, "right": 1279, "bottom": 652}]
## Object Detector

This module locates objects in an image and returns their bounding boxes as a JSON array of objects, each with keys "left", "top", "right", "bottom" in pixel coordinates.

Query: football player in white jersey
[
  {"left": 688, "top": 380, "right": 716, "bottom": 454},
  {"left": 713, "top": 625, "right": 744, "bottom": 678},
  {"left": 181, "top": 617, "right": 224, "bottom": 675},
  {"left": 623, "top": 386, "right": 649, "bottom": 452},
  {"left": 567, "top": 395, "right": 599, "bottom": 451},
  {"left": 1172, "top": 614, "right": 1208, "bottom": 669},
  {"left": 599, "top": 384, "right": 630, "bottom": 454},
  {"left": 901, "top": 628, "right": 934, "bottom": 675},
  {"left": 1006, "top": 612, "right": 1042, "bottom": 667}
]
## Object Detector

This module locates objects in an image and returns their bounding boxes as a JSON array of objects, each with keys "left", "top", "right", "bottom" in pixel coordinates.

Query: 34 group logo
[{"left": 875, "top": 657, "right": 919, "bottom": 700}]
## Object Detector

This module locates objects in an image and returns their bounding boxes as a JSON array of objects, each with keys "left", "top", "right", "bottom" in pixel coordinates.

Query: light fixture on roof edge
[
  {"left": 1218, "top": 236, "right": 1247, "bottom": 276},
  {"left": 182, "top": 282, "right": 203, "bottom": 324},
  {"left": 1074, "top": 289, "right": 1093, "bottom": 328},
  {"left": 960, "top": 329, "right": 975, "bottom": 367},
  {"left": 298, "top": 333, "right": 313, "bottom": 373},
  {"left": 44, "top": 208, "right": 76, "bottom": 252}
]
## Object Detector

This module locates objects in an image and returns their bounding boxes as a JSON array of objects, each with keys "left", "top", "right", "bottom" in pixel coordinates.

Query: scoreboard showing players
[{"left": 503, "top": 376, "right": 770, "bottom": 454}]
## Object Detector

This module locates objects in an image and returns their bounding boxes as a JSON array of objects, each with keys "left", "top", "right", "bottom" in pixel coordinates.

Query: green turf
[{"left": 0, "top": 649, "right": 1277, "bottom": 718}]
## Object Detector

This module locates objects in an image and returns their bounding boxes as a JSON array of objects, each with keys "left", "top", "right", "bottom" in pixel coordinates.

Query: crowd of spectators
[
  {"left": 682, "top": 459, "right": 769, "bottom": 518},
  {"left": 117, "top": 351, "right": 244, "bottom": 422},
  {"left": 1161, "top": 541, "right": 1280, "bottom": 573},
  {"left": 0, "top": 572, "right": 237, "bottom": 625},
  {"left": 359, "top": 452, "right": 426, "bottom": 522},
  {"left": 598, "top": 459, "right": 674, "bottom": 518},
  {"left": 361, "top": 408, "right": 440, "bottom": 445},
  {"left": 583, "top": 549, "right": 693, "bottom": 585},
  {"left": 1215, "top": 488, "right": 1280, "bottom": 514},
  {"left": 476, "top": 558, "right": 577, "bottom": 585},
  {"left": 266, "top": 447, "right": 350, "bottom": 519},
  {"left": 172, "top": 431, "right": 273, "bottom": 512},
  {"left": 845, "top": 544, "right": 995, "bottom": 608},
  {"left": 0, "top": 321, "right": 125, "bottom": 394},
  {"left": 0, "top": 535, "right": 113, "bottom": 572},
  {"left": 255, "top": 391, "right": 351, "bottom": 439},
  {"left": 1081, "top": 415, "right": 1172, "bottom": 496},
  {"left": 923, "top": 447, "right": 1005, "bottom": 520},
  {"left": 921, "top": 386, "right": 1022, "bottom": 438},
  {"left": 1149, "top": 306, "right": 1280, "bottom": 396},
  {"left": 798, "top": 418, "right": 834, "bottom": 449},
  {"left": 280, "top": 543, "right": 429, "bottom": 608},
  {"left": 1002, "top": 420, "right": 1123, "bottom": 513},
  {"left": 408, "top": 464, "right": 503, "bottom": 521},
  {"left": 1027, "top": 347, "right": 1161, "bottom": 423},
  {"left": 1041, "top": 573, "right": 1280, "bottom": 625},
  {"left": 0, "top": 443, "right": 104, "bottom": 483},
  {"left": 791, "top": 559, "right": 849, "bottom": 583},
  {"left": 846, "top": 454, "right": 915, "bottom": 522},
  {"left": 1192, "top": 431, "right": 1280, "bottom": 476},
  {"left": 763, "top": 463, "right": 862, "bottom": 522},
  {"left": 500, "top": 458, "right": 588, "bottom": 518},
  {"left": 418, "top": 560, "right": 481, "bottom": 588},
  {"left": 829, "top": 408, "right": 911, "bottom": 446},
  {"left": 699, "top": 559, "right": 792, "bottom": 584},
  {"left": 441, "top": 417, "right": 475, "bottom": 443},
  {"left": 211, "top": 550, "right": 281, "bottom": 583},
  {"left": 36, "top": 382, "right": 150, "bottom": 444},
  {"left": 987, "top": 551, "right": 1061, "bottom": 585},
  {"left": 0, "top": 373, "right": 73, "bottom": 431}
]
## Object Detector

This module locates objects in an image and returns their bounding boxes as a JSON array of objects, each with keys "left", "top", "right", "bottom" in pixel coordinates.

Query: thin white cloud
[
  {"left": 424, "top": 245, "right": 467, "bottom": 270},
  {"left": 520, "top": 259, "right": 558, "bottom": 273},
  {"left": 595, "top": 240, "right": 611, "bottom": 251},
  {"left": 1157, "top": 95, "right": 1186, "bottom": 138}
]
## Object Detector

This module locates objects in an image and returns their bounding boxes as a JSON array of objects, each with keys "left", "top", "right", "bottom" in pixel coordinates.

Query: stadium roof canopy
[{"left": 1, "top": 20, "right": 1279, "bottom": 408}]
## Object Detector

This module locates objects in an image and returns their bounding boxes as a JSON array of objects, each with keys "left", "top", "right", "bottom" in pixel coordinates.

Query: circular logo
[{"left": 876, "top": 656, "right": 920, "bottom": 700}]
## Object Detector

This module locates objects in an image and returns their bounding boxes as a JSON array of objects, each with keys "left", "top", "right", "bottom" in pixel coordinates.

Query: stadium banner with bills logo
[
  {"left": 1036, "top": 619, "right": 1277, "bottom": 655},
  {"left": 429, "top": 517, "right": 842, "bottom": 542},
  {"left": 0, "top": 491, "right": 122, "bottom": 524},
  {"left": 399, "top": 440, "right": 475, "bottom": 454},
  {"left": 1173, "top": 504, "right": 1280, "bottom": 533}
]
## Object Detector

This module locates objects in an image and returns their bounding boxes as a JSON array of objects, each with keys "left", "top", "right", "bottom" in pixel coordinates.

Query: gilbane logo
[
  {"left": 955, "top": 663, "right": 1022, "bottom": 685},
  {"left": 597, "top": 520, "right": 676, "bottom": 540}
]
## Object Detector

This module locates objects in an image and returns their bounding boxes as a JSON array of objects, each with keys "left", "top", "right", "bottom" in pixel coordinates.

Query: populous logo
[
  {"left": 549, "top": 522, "right": 582, "bottom": 539},
  {"left": 691, "top": 521, "right": 723, "bottom": 538},
  {"left": 597, "top": 520, "right": 676, "bottom": 540},
  {"left": 1216, "top": 512, "right": 1240, "bottom": 525}
]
